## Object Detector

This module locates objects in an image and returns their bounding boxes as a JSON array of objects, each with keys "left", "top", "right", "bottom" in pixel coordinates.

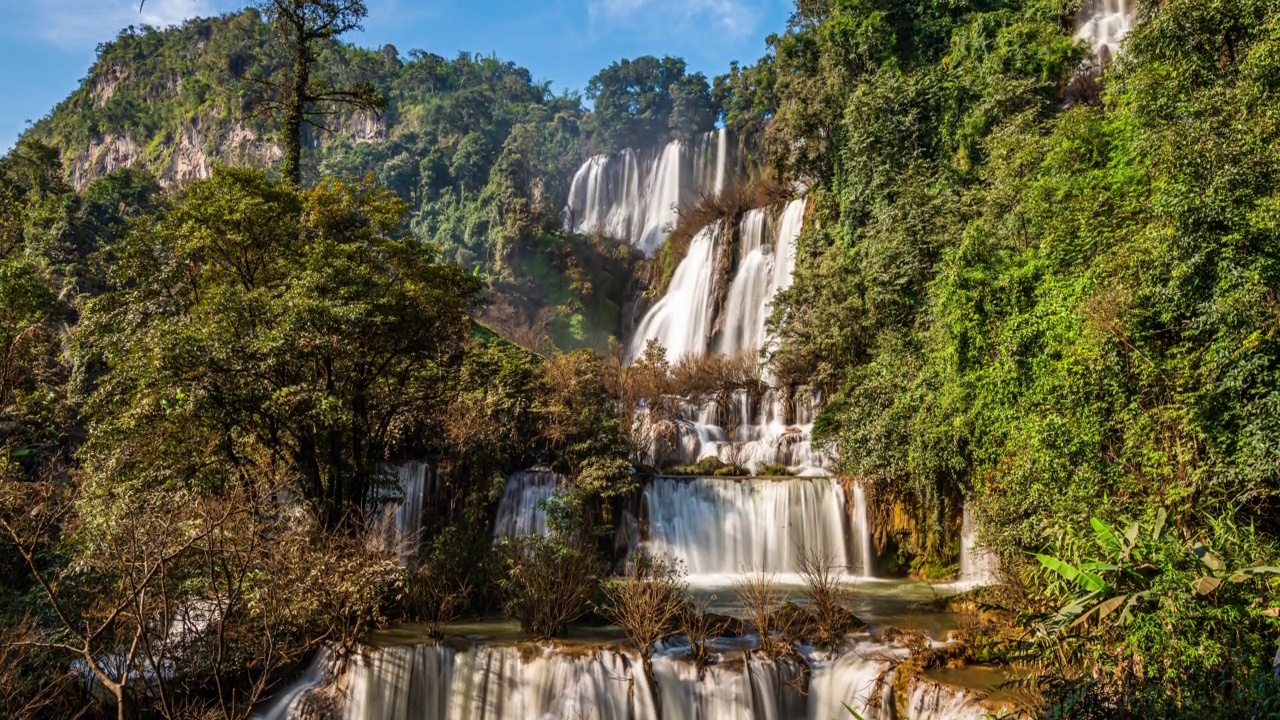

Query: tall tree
[{"left": 260, "top": 0, "right": 384, "bottom": 185}]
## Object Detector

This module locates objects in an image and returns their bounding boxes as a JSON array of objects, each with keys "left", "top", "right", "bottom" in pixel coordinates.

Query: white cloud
[
  {"left": 32, "top": 0, "right": 217, "bottom": 50},
  {"left": 588, "top": 0, "right": 761, "bottom": 41}
]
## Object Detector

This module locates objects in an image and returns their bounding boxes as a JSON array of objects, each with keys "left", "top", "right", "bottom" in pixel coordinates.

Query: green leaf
[
  {"left": 1235, "top": 566, "right": 1280, "bottom": 576},
  {"left": 1078, "top": 562, "right": 1118, "bottom": 572},
  {"left": 1192, "top": 546, "right": 1224, "bottom": 571},
  {"left": 1037, "top": 554, "right": 1103, "bottom": 591},
  {"left": 1193, "top": 576, "right": 1222, "bottom": 596},
  {"left": 1151, "top": 508, "right": 1167, "bottom": 541},
  {"left": 1123, "top": 521, "right": 1140, "bottom": 553},
  {"left": 843, "top": 703, "right": 866, "bottom": 720},
  {"left": 1091, "top": 518, "right": 1123, "bottom": 559}
]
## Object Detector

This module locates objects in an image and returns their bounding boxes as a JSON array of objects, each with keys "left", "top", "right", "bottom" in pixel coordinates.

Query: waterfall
[
  {"left": 492, "top": 469, "right": 562, "bottom": 540},
  {"left": 716, "top": 209, "right": 773, "bottom": 357},
  {"left": 670, "top": 387, "right": 830, "bottom": 477},
  {"left": 627, "top": 223, "right": 723, "bottom": 363},
  {"left": 852, "top": 483, "right": 874, "bottom": 578},
  {"left": 251, "top": 649, "right": 336, "bottom": 720},
  {"left": 331, "top": 639, "right": 945, "bottom": 720},
  {"left": 642, "top": 476, "right": 854, "bottom": 582},
  {"left": 565, "top": 129, "right": 733, "bottom": 256},
  {"left": 1074, "top": 0, "right": 1135, "bottom": 64},
  {"left": 633, "top": 198, "right": 807, "bottom": 364},
  {"left": 373, "top": 462, "right": 431, "bottom": 557},
  {"left": 959, "top": 503, "right": 996, "bottom": 586}
]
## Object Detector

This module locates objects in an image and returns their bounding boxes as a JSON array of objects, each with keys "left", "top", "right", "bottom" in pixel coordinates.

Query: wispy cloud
[
  {"left": 588, "top": 0, "right": 762, "bottom": 41},
  {"left": 30, "top": 0, "right": 217, "bottom": 50}
]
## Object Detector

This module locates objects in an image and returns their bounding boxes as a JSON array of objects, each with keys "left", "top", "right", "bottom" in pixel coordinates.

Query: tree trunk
[{"left": 284, "top": 24, "right": 308, "bottom": 186}]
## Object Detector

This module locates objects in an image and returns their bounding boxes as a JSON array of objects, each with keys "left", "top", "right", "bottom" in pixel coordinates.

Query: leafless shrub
[
  {"left": 601, "top": 553, "right": 688, "bottom": 680},
  {"left": 797, "top": 545, "right": 863, "bottom": 647},
  {"left": 0, "top": 465, "right": 401, "bottom": 720},
  {"left": 731, "top": 572, "right": 795, "bottom": 660},
  {"left": 680, "top": 595, "right": 731, "bottom": 677}
]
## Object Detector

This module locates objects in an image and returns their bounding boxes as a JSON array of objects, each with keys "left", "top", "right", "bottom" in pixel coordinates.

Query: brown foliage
[
  {"left": 797, "top": 545, "right": 864, "bottom": 647},
  {"left": 601, "top": 554, "right": 688, "bottom": 676},
  {"left": 680, "top": 595, "right": 732, "bottom": 677},
  {"left": 731, "top": 572, "right": 796, "bottom": 660}
]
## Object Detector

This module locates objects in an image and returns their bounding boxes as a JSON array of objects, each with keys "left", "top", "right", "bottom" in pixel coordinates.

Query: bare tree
[
  {"left": 731, "top": 572, "right": 795, "bottom": 660},
  {"left": 797, "top": 545, "right": 862, "bottom": 648},
  {"left": 601, "top": 553, "right": 687, "bottom": 681},
  {"left": 679, "top": 594, "right": 730, "bottom": 678}
]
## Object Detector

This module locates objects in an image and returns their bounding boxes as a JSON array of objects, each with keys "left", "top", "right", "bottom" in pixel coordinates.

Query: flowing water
[
  {"left": 642, "top": 476, "right": 863, "bottom": 583},
  {"left": 565, "top": 129, "right": 734, "bottom": 256},
  {"left": 492, "top": 469, "right": 562, "bottom": 540},
  {"left": 275, "top": 636, "right": 998, "bottom": 720},
  {"left": 666, "top": 388, "right": 828, "bottom": 477},
  {"left": 959, "top": 503, "right": 997, "bottom": 586},
  {"left": 1074, "top": 0, "right": 1135, "bottom": 64},
  {"left": 628, "top": 222, "right": 724, "bottom": 363}
]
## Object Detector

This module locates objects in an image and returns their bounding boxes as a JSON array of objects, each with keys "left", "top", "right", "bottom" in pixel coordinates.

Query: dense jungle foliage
[
  {"left": 2, "top": 0, "right": 1279, "bottom": 717},
  {"left": 752, "top": 0, "right": 1280, "bottom": 714}
]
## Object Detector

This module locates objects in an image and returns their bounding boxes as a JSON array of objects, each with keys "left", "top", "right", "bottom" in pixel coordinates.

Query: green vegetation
[
  {"left": 4, "top": 0, "right": 1280, "bottom": 716},
  {"left": 739, "top": 0, "right": 1280, "bottom": 713}
]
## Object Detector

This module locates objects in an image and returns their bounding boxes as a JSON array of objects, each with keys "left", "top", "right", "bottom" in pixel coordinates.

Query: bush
[
  {"left": 495, "top": 532, "right": 606, "bottom": 638},
  {"left": 601, "top": 553, "right": 688, "bottom": 678}
]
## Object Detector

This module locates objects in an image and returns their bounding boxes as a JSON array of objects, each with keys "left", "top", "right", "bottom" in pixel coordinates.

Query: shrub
[
  {"left": 495, "top": 532, "right": 605, "bottom": 638},
  {"left": 601, "top": 553, "right": 688, "bottom": 679},
  {"left": 731, "top": 572, "right": 795, "bottom": 659}
]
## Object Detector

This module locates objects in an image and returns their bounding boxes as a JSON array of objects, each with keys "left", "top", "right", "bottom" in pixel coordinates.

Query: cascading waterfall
[
  {"left": 632, "top": 198, "right": 806, "bottom": 363},
  {"left": 670, "top": 388, "right": 829, "bottom": 477},
  {"left": 565, "top": 129, "right": 734, "bottom": 256},
  {"left": 628, "top": 222, "right": 723, "bottom": 363},
  {"left": 326, "top": 639, "right": 981, "bottom": 720},
  {"left": 627, "top": 196, "right": 826, "bottom": 477},
  {"left": 715, "top": 208, "right": 773, "bottom": 356},
  {"left": 959, "top": 503, "right": 997, "bottom": 586},
  {"left": 492, "top": 469, "right": 562, "bottom": 540},
  {"left": 852, "top": 483, "right": 874, "bottom": 579},
  {"left": 642, "top": 476, "right": 870, "bottom": 582},
  {"left": 374, "top": 462, "right": 432, "bottom": 557},
  {"left": 1074, "top": 0, "right": 1135, "bottom": 64}
]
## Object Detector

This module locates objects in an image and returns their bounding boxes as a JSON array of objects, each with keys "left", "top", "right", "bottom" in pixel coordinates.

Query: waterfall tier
[
  {"left": 643, "top": 476, "right": 870, "bottom": 583},
  {"left": 492, "top": 469, "right": 561, "bottom": 540},
  {"left": 666, "top": 387, "right": 828, "bottom": 477},
  {"left": 959, "top": 503, "right": 997, "bottom": 586},
  {"left": 565, "top": 130, "right": 735, "bottom": 256},
  {"left": 273, "top": 639, "right": 997, "bottom": 720},
  {"left": 628, "top": 198, "right": 806, "bottom": 364}
]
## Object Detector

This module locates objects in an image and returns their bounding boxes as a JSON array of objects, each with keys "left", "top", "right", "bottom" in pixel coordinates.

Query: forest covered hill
[
  {"left": 23, "top": 9, "right": 730, "bottom": 352},
  {"left": 4, "top": 0, "right": 1280, "bottom": 717}
]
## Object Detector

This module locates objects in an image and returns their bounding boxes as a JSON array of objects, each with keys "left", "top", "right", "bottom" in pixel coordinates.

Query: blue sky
[{"left": 0, "top": 0, "right": 791, "bottom": 152}]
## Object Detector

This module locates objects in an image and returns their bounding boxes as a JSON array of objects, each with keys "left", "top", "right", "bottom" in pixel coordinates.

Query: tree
[
  {"left": 586, "top": 56, "right": 715, "bottom": 152},
  {"left": 78, "top": 168, "right": 482, "bottom": 530},
  {"left": 259, "top": 0, "right": 385, "bottom": 185}
]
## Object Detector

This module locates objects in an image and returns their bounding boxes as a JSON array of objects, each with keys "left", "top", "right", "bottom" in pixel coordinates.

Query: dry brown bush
[
  {"left": 797, "top": 545, "right": 864, "bottom": 647},
  {"left": 680, "top": 595, "right": 732, "bottom": 677},
  {"left": 601, "top": 553, "right": 688, "bottom": 679},
  {"left": 731, "top": 572, "right": 795, "bottom": 660}
]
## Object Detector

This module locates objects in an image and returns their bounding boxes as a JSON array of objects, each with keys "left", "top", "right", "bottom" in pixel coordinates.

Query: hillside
[{"left": 24, "top": 10, "right": 662, "bottom": 352}]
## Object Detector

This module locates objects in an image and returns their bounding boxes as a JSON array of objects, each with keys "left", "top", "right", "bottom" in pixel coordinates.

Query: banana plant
[
  {"left": 1035, "top": 510, "right": 1167, "bottom": 632},
  {"left": 1188, "top": 545, "right": 1280, "bottom": 597}
]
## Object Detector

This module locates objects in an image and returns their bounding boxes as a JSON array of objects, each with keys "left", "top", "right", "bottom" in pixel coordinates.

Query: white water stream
[
  {"left": 1074, "top": 0, "right": 1135, "bottom": 65},
  {"left": 271, "top": 638, "right": 996, "bottom": 720},
  {"left": 565, "top": 129, "right": 733, "bottom": 256}
]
